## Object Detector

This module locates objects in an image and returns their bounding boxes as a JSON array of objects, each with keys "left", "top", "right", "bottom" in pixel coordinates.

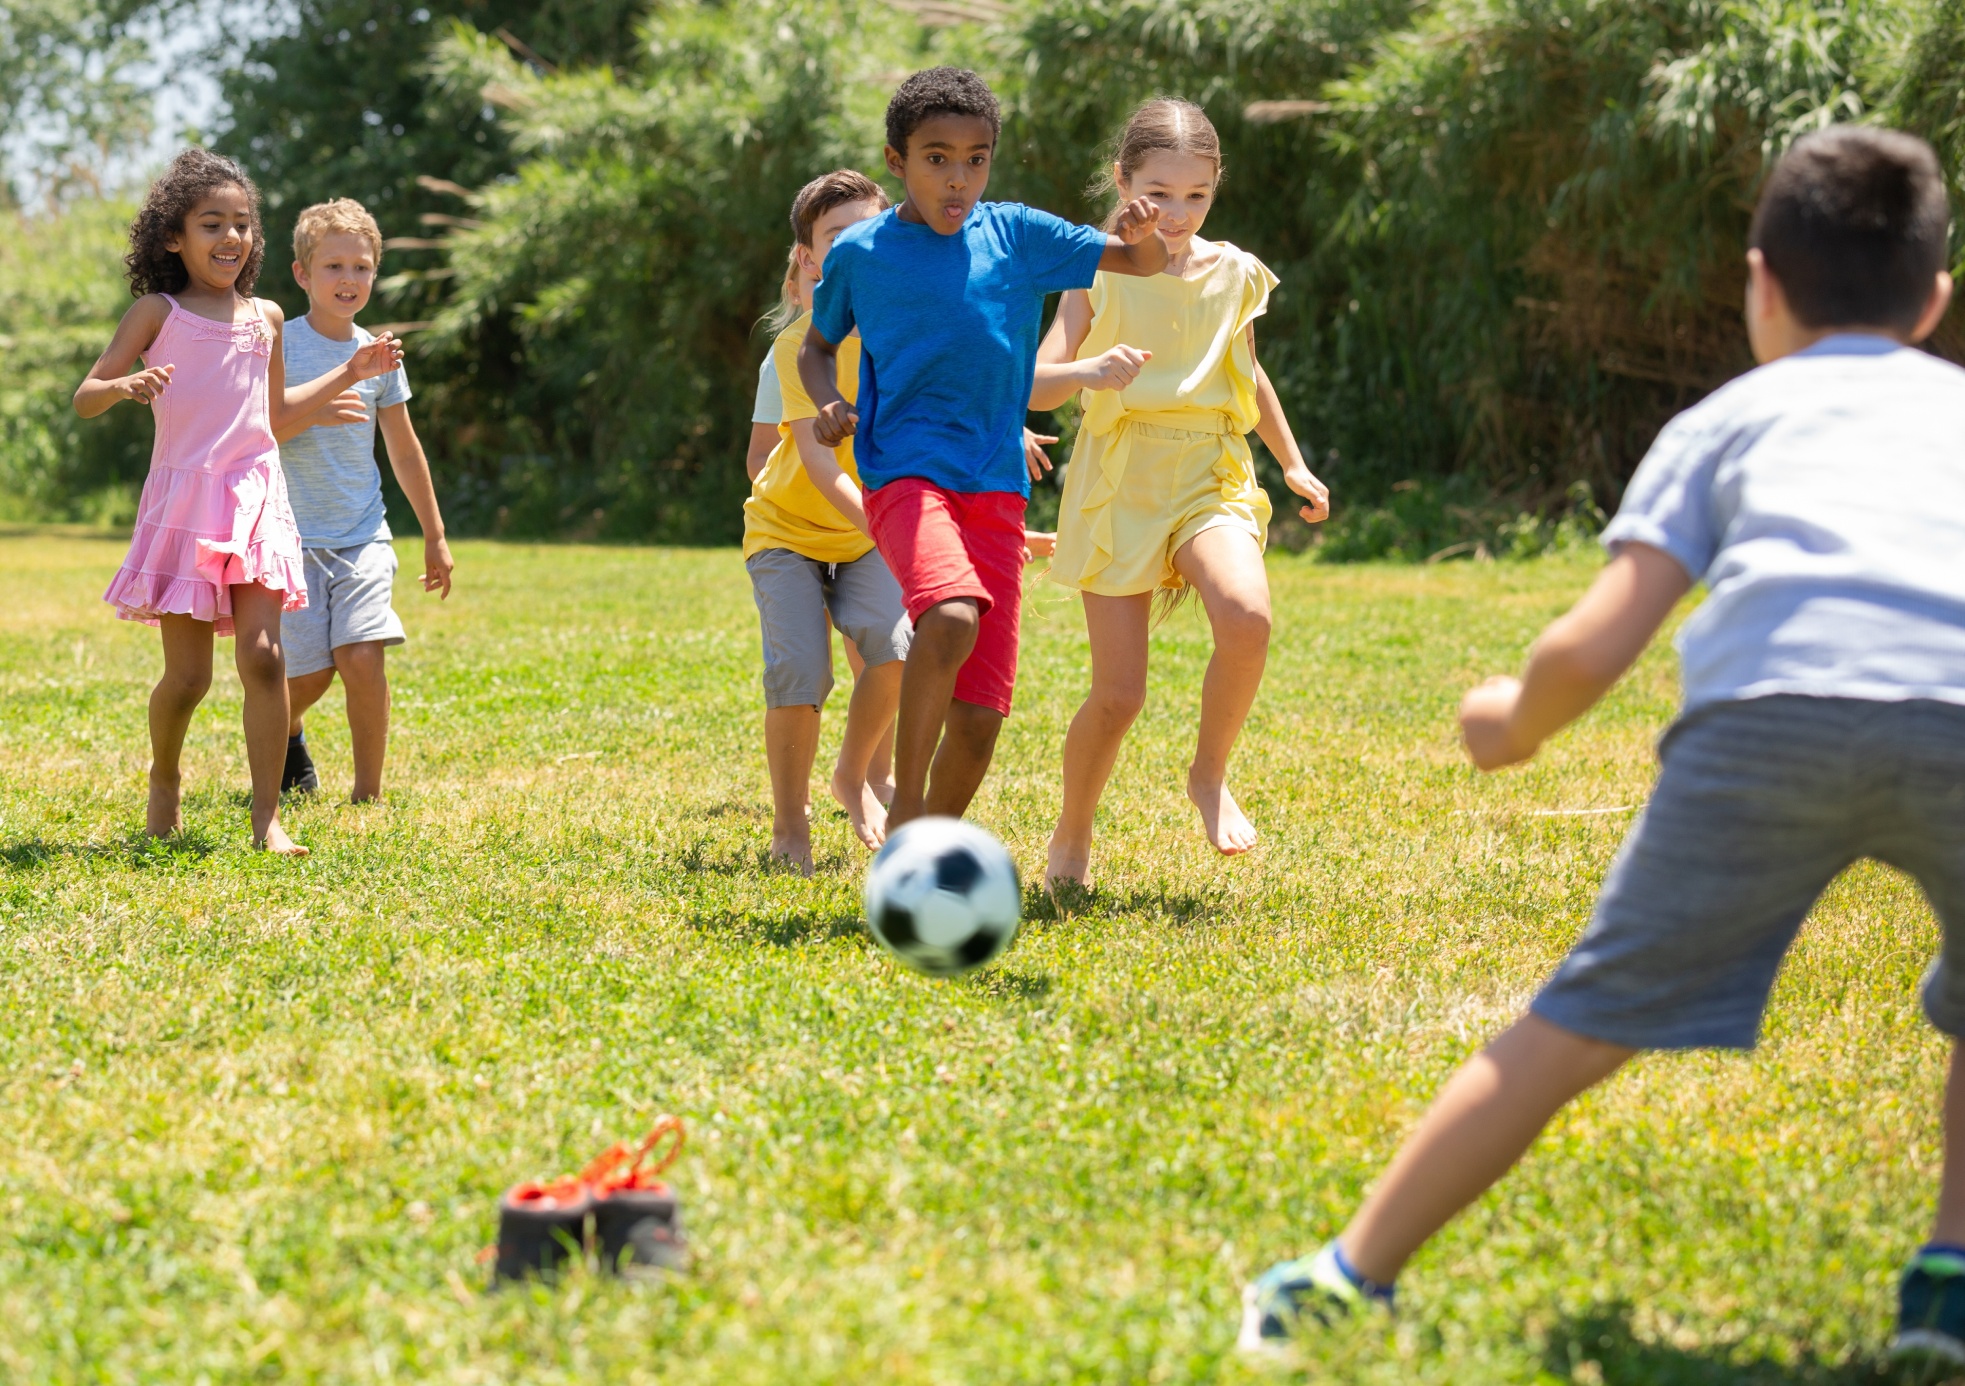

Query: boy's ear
[
  {"left": 292, "top": 259, "right": 309, "bottom": 289},
  {"left": 1912, "top": 270, "right": 1955, "bottom": 344},
  {"left": 883, "top": 144, "right": 906, "bottom": 179}
]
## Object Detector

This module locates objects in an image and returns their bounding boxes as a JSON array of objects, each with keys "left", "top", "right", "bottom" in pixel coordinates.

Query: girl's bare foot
[
  {"left": 145, "top": 769, "right": 184, "bottom": 837},
  {"left": 830, "top": 771, "right": 889, "bottom": 850},
  {"left": 868, "top": 774, "right": 895, "bottom": 809},
  {"left": 1045, "top": 832, "right": 1093, "bottom": 890},
  {"left": 255, "top": 818, "right": 309, "bottom": 857},
  {"left": 770, "top": 827, "right": 815, "bottom": 878},
  {"left": 1187, "top": 774, "right": 1258, "bottom": 855}
]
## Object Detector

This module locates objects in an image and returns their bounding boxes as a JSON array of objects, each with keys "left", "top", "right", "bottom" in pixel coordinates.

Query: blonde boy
[{"left": 275, "top": 198, "right": 454, "bottom": 801}]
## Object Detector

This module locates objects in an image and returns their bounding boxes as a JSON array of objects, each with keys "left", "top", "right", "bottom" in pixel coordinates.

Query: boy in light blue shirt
[
  {"left": 275, "top": 199, "right": 454, "bottom": 801},
  {"left": 1241, "top": 126, "right": 1965, "bottom": 1365},
  {"left": 799, "top": 67, "right": 1168, "bottom": 828}
]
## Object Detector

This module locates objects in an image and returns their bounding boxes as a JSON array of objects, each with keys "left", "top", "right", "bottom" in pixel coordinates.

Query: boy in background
[
  {"left": 799, "top": 67, "right": 1167, "bottom": 827},
  {"left": 276, "top": 198, "right": 454, "bottom": 801},
  {"left": 1240, "top": 126, "right": 1965, "bottom": 1365}
]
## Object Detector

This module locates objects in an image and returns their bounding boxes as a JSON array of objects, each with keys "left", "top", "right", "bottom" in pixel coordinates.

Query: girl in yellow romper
[{"left": 1035, "top": 99, "right": 1330, "bottom": 888}]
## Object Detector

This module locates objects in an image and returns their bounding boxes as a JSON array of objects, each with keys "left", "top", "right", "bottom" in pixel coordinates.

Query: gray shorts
[
  {"left": 746, "top": 547, "right": 910, "bottom": 709},
  {"left": 1533, "top": 695, "right": 1965, "bottom": 1050},
  {"left": 284, "top": 540, "right": 407, "bottom": 677}
]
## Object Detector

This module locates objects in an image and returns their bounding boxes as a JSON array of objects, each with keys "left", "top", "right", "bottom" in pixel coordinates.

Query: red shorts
[{"left": 864, "top": 478, "right": 1027, "bottom": 716}]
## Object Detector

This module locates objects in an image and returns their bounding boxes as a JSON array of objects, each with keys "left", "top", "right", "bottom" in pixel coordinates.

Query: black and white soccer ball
[{"left": 863, "top": 817, "right": 1021, "bottom": 977}]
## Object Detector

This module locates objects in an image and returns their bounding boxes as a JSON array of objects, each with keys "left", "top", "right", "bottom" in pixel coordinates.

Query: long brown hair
[{"left": 1098, "top": 98, "right": 1223, "bottom": 231}]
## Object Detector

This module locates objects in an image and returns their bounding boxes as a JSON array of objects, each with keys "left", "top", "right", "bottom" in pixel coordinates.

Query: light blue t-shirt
[
  {"left": 1604, "top": 333, "right": 1965, "bottom": 713},
  {"left": 810, "top": 201, "right": 1107, "bottom": 497},
  {"left": 280, "top": 315, "right": 413, "bottom": 548},
  {"left": 752, "top": 351, "right": 782, "bottom": 425}
]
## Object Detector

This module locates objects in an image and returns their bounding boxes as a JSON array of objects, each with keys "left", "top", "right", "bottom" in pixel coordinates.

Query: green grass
[{"left": 0, "top": 531, "right": 1948, "bottom": 1384}]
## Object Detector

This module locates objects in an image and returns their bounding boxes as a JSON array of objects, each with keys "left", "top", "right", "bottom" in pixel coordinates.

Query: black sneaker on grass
[
  {"left": 281, "top": 735, "right": 319, "bottom": 795},
  {"left": 1894, "top": 1248, "right": 1965, "bottom": 1365}
]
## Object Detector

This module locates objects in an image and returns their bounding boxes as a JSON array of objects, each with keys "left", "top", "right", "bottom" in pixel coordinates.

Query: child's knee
[
  {"left": 156, "top": 666, "right": 212, "bottom": 707},
  {"left": 1088, "top": 681, "right": 1148, "bottom": 726},
  {"left": 235, "top": 635, "right": 285, "bottom": 687},
  {"left": 333, "top": 640, "right": 387, "bottom": 685},
  {"left": 915, "top": 598, "right": 981, "bottom": 654},
  {"left": 1212, "top": 596, "right": 1272, "bottom": 651}
]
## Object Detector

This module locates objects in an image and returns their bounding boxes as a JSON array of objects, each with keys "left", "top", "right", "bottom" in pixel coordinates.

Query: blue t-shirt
[
  {"left": 1602, "top": 333, "right": 1965, "bottom": 713},
  {"left": 280, "top": 315, "right": 412, "bottom": 548},
  {"left": 810, "top": 201, "right": 1107, "bottom": 496}
]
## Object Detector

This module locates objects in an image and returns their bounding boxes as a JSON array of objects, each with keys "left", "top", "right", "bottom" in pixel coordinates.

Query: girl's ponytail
[{"left": 760, "top": 245, "right": 802, "bottom": 337}]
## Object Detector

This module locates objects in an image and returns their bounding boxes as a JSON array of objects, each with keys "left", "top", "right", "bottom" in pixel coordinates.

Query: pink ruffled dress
[{"left": 102, "top": 295, "right": 307, "bottom": 636}]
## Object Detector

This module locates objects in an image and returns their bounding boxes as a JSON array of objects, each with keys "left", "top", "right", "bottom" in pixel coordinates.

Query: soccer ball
[{"left": 864, "top": 817, "right": 1021, "bottom": 977}]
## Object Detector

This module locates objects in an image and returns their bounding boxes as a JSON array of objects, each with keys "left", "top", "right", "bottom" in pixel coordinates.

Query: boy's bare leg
[
  {"left": 1047, "top": 591, "right": 1151, "bottom": 887},
  {"left": 230, "top": 583, "right": 306, "bottom": 856},
  {"left": 1336, "top": 1013, "right": 1632, "bottom": 1283},
  {"left": 830, "top": 659, "right": 902, "bottom": 850},
  {"left": 1930, "top": 1040, "right": 1965, "bottom": 1245},
  {"left": 889, "top": 598, "right": 980, "bottom": 828},
  {"left": 286, "top": 667, "right": 336, "bottom": 737},
  {"left": 149, "top": 614, "right": 215, "bottom": 837},
  {"left": 1173, "top": 527, "right": 1271, "bottom": 856},
  {"left": 332, "top": 640, "right": 389, "bottom": 802},
  {"left": 924, "top": 699, "right": 1003, "bottom": 819},
  {"left": 764, "top": 704, "right": 821, "bottom": 875},
  {"left": 839, "top": 638, "right": 895, "bottom": 806}
]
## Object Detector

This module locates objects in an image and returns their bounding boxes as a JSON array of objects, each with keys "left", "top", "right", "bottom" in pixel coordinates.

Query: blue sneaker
[
  {"left": 1894, "top": 1248, "right": 1965, "bottom": 1365},
  {"left": 1238, "top": 1243, "right": 1382, "bottom": 1352}
]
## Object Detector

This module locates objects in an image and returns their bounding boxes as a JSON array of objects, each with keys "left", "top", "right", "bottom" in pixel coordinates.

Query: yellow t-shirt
[{"left": 741, "top": 313, "right": 870, "bottom": 563}]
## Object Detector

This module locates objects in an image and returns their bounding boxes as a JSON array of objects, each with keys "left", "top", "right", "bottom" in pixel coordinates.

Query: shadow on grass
[
  {"left": 684, "top": 903, "right": 866, "bottom": 947},
  {"left": 1023, "top": 880, "right": 1229, "bottom": 926},
  {"left": 1543, "top": 1304, "right": 1901, "bottom": 1385},
  {"left": 1, "top": 829, "right": 221, "bottom": 872}
]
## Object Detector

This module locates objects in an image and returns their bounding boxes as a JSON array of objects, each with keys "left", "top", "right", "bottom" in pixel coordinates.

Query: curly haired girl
[{"left": 74, "top": 148, "right": 405, "bottom": 854}]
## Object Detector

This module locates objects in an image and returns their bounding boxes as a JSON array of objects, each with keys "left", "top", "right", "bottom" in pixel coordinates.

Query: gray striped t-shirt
[{"left": 280, "top": 314, "right": 412, "bottom": 548}]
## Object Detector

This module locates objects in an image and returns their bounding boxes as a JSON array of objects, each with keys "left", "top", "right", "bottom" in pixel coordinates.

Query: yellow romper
[
  {"left": 1049, "top": 243, "right": 1279, "bottom": 595},
  {"left": 742, "top": 311, "right": 870, "bottom": 563}
]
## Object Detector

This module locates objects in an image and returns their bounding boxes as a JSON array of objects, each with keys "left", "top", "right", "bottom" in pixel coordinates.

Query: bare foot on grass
[
  {"left": 145, "top": 769, "right": 184, "bottom": 838},
  {"left": 830, "top": 771, "right": 889, "bottom": 850},
  {"left": 1187, "top": 774, "right": 1258, "bottom": 855},
  {"left": 256, "top": 819, "right": 309, "bottom": 857},
  {"left": 1045, "top": 833, "right": 1092, "bottom": 891},
  {"left": 770, "top": 828, "right": 814, "bottom": 878}
]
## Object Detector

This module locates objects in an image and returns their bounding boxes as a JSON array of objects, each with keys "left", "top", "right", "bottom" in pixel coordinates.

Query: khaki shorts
[{"left": 746, "top": 547, "right": 910, "bottom": 709}]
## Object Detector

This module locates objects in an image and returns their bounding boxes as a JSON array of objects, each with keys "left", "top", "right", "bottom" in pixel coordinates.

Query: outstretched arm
[
  {"left": 1097, "top": 197, "right": 1170, "bottom": 278},
  {"left": 1029, "top": 289, "right": 1150, "bottom": 412},
  {"left": 1460, "top": 542, "right": 1692, "bottom": 770},
  {"left": 1248, "top": 326, "right": 1328, "bottom": 524},
  {"left": 277, "top": 321, "right": 403, "bottom": 433},
  {"left": 73, "top": 296, "right": 173, "bottom": 418},
  {"left": 797, "top": 325, "right": 857, "bottom": 447}
]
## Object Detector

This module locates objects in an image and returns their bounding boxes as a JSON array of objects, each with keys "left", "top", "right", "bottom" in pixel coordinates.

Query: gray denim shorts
[
  {"left": 745, "top": 547, "right": 911, "bottom": 709},
  {"left": 1532, "top": 695, "right": 1965, "bottom": 1050},
  {"left": 284, "top": 540, "right": 407, "bottom": 678}
]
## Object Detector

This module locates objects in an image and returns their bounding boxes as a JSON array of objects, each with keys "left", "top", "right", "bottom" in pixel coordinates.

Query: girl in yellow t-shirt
[
  {"left": 1034, "top": 99, "right": 1331, "bottom": 888},
  {"left": 743, "top": 171, "right": 909, "bottom": 872}
]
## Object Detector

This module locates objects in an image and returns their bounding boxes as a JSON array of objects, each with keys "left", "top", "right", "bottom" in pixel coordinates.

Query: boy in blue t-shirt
[
  {"left": 1240, "top": 126, "right": 1965, "bottom": 1367},
  {"left": 799, "top": 67, "right": 1169, "bottom": 828}
]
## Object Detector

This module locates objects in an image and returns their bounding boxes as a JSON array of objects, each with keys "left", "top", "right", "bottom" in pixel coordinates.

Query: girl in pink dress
[{"left": 75, "top": 150, "right": 404, "bottom": 855}]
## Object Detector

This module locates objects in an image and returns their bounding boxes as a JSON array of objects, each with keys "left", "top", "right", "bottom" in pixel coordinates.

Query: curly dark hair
[
  {"left": 125, "top": 148, "right": 265, "bottom": 298},
  {"left": 885, "top": 67, "right": 1001, "bottom": 156}
]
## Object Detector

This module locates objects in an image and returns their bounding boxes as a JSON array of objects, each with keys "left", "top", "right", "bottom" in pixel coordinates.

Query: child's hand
[
  {"left": 814, "top": 400, "right": 859, "bottom": 447},
  {"left": 421, "top": 534, "right": 455, "bottom": 600},
  {"left": 116, "top": 364, "right": 174, "bottom": 406},
  {"left": 1284, "top": 465, "right": 1331, "bottom": 524},
  {"left": 1460, "top": 676, "right": 1533, "bottom": 771},
  {"left": 1112, "top": 196, "right": 1162, "bottom": 245},
  {"left": 1022, "top": 529, "right": 1056, "bottom": 560},
  {"left": 1080, "top": 344, "right": 1150, "bottom": 392},
  {"left": 313, "top": 389, "right": 369, "bottom": 429},
  {"left": 347, "top": 332, "right": 405, "bottom": 382},
  {"left": 1023, "top": 428, "right": 1058, "bottom": 481}
]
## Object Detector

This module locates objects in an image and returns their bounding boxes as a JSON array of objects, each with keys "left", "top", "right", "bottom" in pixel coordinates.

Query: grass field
[{"left": 0, "top": 530, "right": 1950, "bottom": 1384}]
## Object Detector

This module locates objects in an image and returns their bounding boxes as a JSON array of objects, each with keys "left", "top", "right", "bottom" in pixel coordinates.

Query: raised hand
[
  {"left": 1023, "top": 428, "right": 1059, "bottom": 481},
  {"left": 315, "top": 389, "right": 368, "bottom": 428},
  {"left": 347, "top": 332, "right": 405, "bottom": 381},
  {"left": 813, "top": 399, "right": 859, "bottom": 447},
  {"left": 1283, "top": 465, "right": 1331, "bottom": 524},
  {"left": 1081, "top": 344, "right": 1150, "bottom": 392},
  {"left": 118, "top": 364, "right": 175, "bottom": 406},
  {"left": 1111, "top": 196, "right": 1163, "bottom": 245}
]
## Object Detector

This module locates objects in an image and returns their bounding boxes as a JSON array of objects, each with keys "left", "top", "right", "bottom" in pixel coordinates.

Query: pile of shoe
[{"left": 493, "top": 1115, "right": 688, "bottom": 1284}]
